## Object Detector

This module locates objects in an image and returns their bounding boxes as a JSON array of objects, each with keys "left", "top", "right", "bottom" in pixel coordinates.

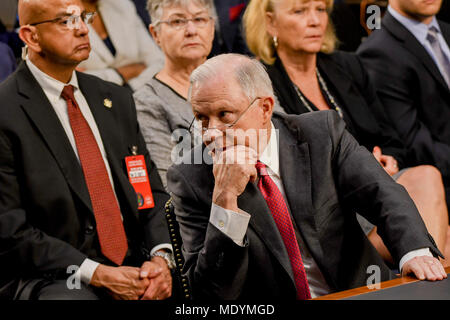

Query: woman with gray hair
[{"left": 134, "top": 0, "right": 215, "bottom": 188}]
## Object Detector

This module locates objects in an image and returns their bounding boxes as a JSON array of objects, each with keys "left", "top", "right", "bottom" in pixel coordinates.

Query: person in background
[
  {"left": 243, "top": 0, "right": 450, "bottom": 267},
  {"left": 134, "top": 0, "right": 215, "bottom": 188},
  {"left": 0, "top": 42, "right": 16, "bottom": 82},
  {"left": 77, "top": 0, "right": 164, "bottom": 91},
  {"left": 209, "top": 0, "right": 250, "bottom": 56},
  {"left": 131, "top": 0, "right": 152, "bottom": 28},
  {"left": 358, "top": 0, "right": 450, "bottom": 212}
]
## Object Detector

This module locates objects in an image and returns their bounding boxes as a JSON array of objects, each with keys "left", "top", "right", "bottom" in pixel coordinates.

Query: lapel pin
[{"left": 104, "top": 98, "right": 112, "bottom": 109}]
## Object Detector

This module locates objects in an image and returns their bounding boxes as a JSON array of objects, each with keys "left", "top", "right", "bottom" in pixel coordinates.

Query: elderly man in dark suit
[
  {"left": 167, "top": 53, "right": 447, "bottom": 300},
  {"left": 0, "top": 0, "right": 173, "bottom": 300},
  {"left": 357, "top": 0, "right": 450, "bottom": 210}
]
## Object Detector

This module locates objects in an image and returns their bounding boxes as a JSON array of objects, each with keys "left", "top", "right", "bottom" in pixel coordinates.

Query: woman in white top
[{"left": 79, "top": 0, "right": 164, "bottom": 91}]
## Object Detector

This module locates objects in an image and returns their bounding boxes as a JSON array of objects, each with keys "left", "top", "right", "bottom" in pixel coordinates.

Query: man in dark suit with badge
[
  {"left": 0, "top": 0, "right": 173, "bottom": 300},
  {"left": 167, "top": 54, "right": 447, "bottom": 300}
]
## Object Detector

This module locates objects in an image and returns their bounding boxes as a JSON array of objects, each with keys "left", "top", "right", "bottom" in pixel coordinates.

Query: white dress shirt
[
  {"left": 210, "top": 122, "right": 432, "bottom": 298},
  {"left": 26, "top": 59, "right": 172, "bottom": 284}
]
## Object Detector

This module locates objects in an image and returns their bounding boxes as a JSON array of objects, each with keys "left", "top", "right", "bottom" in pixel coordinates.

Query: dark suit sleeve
[
  {"left": 167, "top": 165, "right": 249, "bottom": 299},
  {"left": 358, "top": 47, "right": 450, "bottom": 178},
  {"left": 326, "top": 111, "right": 443, "bottom": 264},
  {"left": 0, "top": 131, "right": 87, "bottom": 276}
]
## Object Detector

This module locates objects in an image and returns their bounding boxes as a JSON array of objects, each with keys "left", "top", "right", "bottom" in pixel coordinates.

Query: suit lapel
[
  {"left": 273, "top": 118, "right": 323, "bottom": 264},
  {"left": 383, "top": 12, "right": 449, "bottom": 90},
  {"left": 439, "top": 21, "right": 450, "bottom": 56},
  {"left": 237, "top": 182, "right": 295, "bottom": 284},
  {"left": 16, "top": 63, "right": 93, "bottom": 212}
]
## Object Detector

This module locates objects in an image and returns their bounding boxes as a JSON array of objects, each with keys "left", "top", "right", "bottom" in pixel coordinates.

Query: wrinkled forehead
[
  {"left": 191, "top": 77, "right": 247, "bottom": 110},
  {"left": 162, "top": 0, "right": 210, "bottom": 17}
]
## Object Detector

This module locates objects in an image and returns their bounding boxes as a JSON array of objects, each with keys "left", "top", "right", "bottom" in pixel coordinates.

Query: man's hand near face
[{"left": 211, "top": 144, "right": 258, "bottom": 212}]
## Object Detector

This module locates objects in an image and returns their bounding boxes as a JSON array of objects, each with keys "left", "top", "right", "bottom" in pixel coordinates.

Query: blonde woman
[{"left": 244, "top": 0, "right": 450, "bottom": 268}]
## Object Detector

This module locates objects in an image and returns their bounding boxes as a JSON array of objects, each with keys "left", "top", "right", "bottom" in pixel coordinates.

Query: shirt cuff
[
  {"left": 75, "top": 258, "right": 100, "bottom": 285},
  {"left": 150, "top": 243, "right": 173, "bottom": 256},
  {"left": 399, "top": 248, "right": 433, "bottom": 272},
  {"left": 210, "top": 203, "right": 251, "bottom": 246}
]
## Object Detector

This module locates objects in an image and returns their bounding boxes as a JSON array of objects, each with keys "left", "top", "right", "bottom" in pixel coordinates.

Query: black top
[{"left": 266, "top": 51, "right": 409, "bottom": 169}]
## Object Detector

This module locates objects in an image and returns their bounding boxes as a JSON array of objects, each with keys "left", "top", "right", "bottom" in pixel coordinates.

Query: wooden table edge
[{"left": 313, "top": 266, "right": 450, "bottom": 300}]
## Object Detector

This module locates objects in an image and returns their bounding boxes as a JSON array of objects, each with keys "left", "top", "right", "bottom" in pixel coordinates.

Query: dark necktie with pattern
[
  {"left": 61, "top": 85, "right": 128, "bottom": 265},
  {"left": 256, "top": 161, "right": 311, "bottom": 300}
]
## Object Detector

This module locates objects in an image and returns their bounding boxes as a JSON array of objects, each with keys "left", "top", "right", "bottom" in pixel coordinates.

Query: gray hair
[
  {"left": 188, "top": 53, "right": 275, "bottom": 102},
  {"left": 147, "top": 0, "right": 215, "bottom": 25}
]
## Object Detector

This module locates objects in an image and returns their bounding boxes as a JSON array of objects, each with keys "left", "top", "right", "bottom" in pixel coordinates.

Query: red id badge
[{"left": 125, "top": 155, "right": 155, "bottom": 210}]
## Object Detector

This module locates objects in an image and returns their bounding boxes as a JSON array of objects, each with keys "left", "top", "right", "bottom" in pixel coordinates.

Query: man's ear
[
  {"left": 261, "top": 96, "right": 275, "bottom": 125},
  {"left": 19, "top": 26, "right": 42, "bottom": 53}
]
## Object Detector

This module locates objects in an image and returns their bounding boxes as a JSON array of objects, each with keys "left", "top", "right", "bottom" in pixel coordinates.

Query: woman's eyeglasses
[{"left": 156, "top": 16, "right": 213, "bottom": 30}]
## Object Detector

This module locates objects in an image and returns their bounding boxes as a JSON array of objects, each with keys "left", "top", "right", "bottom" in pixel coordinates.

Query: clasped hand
[{"left": 90, "top": 255, "right": 172, "bottom": 300}]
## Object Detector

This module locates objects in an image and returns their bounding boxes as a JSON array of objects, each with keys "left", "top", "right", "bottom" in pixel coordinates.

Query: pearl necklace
[{"left": 292, "top": 68, "right": 344, "bottom": 119}]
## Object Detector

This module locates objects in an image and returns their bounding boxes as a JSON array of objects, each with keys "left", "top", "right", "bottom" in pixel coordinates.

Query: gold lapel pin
[{"left": 104, "top": 98, "right": 112, "bottom": 109}]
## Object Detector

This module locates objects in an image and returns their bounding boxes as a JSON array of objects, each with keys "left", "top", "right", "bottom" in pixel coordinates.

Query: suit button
[{"left": 85, "top": 225, "right": 95, "bottom": 235}]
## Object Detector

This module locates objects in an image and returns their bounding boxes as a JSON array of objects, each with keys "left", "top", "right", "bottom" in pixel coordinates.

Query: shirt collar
[
  {"left": 25, "top": 57, "right": 80, "bottom": 100},
  {"left": 259, "top": 122, "right": 280, "bottom": 178},
  {"left": 388, "top": 5, "right": 441, "bottom": 44}
]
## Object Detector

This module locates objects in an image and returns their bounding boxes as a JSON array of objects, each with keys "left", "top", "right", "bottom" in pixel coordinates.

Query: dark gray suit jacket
[
  {"left": 0, "top": 63, "right": 170, "bottom": 299},
  {"left": 167, "top": 111, "right": 442, "bottom": 300}
]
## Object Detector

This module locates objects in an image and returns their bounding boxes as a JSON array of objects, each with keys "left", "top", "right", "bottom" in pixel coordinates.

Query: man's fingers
[
  {"left": 405, "top": 257, "right": 447, "bottom": 281},
  {"left": 429, "top": 260, "right": 447, "bottom": 280},
  {"left": 421, "top": 262, "right": 438, "bottom": 281},
  {"left": 403, "top": 260, "right": 425, "bottom": 280},
  {"left": 141, "top": 275, "right": 172, "bottom": 300},
  {"left": 140, "top": 261, "right": 162, "bottom": 279}
]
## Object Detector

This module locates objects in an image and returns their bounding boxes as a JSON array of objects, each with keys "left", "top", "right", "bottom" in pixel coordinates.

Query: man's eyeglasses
[
  {"left": 156, "top": 16, "right": 213, "bottom": 30},
  {"left": 188, "top": 97, "right": 262, "bottom": 134},
  {"left": 29, "top": 11, "right": 96, "bottom": 30}
]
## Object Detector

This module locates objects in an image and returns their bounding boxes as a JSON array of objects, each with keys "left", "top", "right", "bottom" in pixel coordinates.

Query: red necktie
[
  {"left": 256, "top": 161, "right": 311, "bottom": 300},
  {"left": 61, "top": 85, "right": 128, "bottom": 265}
]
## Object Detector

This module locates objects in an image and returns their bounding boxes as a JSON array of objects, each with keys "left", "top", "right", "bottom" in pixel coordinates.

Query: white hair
[
  {"left": 147, "top": 0, "right": 215, "bottom": 25},
  {"left": 188, "top": 54, "right": 275, "bottom": 102}
]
